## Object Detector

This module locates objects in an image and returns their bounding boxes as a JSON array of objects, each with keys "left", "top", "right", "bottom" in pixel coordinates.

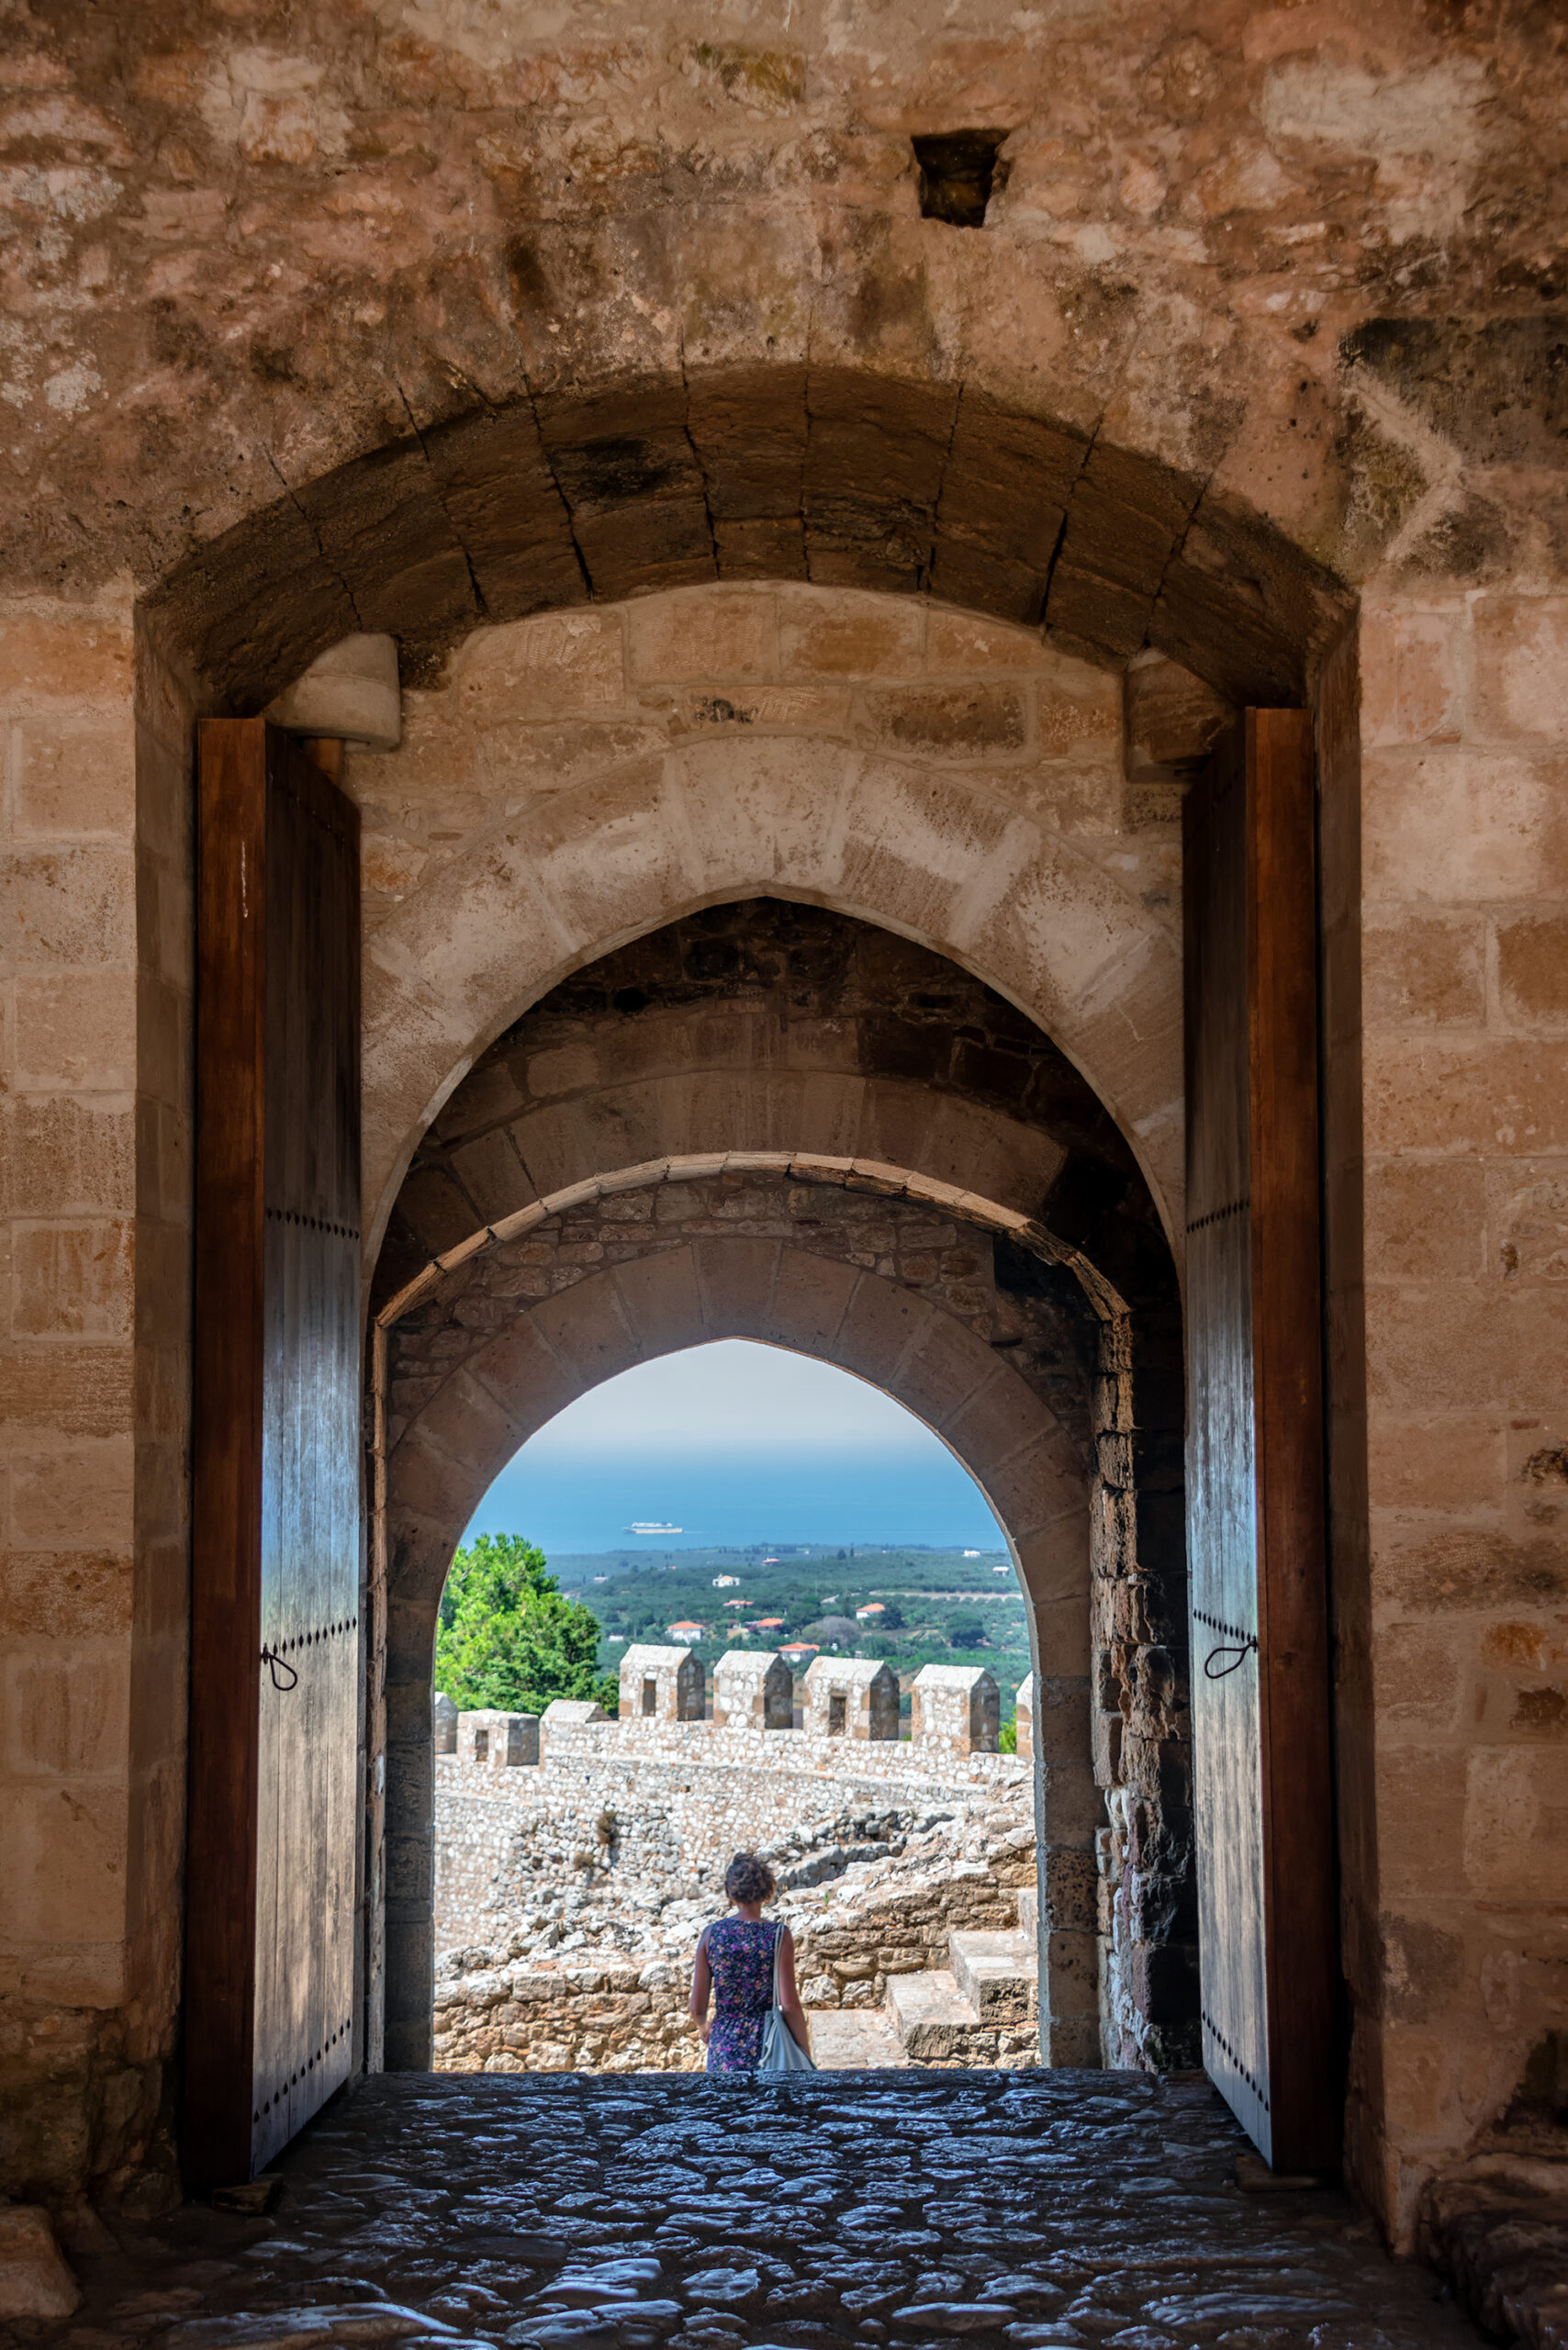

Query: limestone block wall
[
  {"left": 0, "top": 597, "right": 194, "bottom": 2204},
  {"left": 1329, "top": 594, "right": 1568, "bottom": 2235}
]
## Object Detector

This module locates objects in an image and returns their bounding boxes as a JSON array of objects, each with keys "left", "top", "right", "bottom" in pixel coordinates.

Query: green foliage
[
  {"left": 999, "top": 1713, "right": 1018, "bottom": 1755},
  {"left": 947, "top": 1607, "right": 987, "bottom": 1650},
  {"left": 435, "top": 1533, "right": 619, "bottom": 1717}
]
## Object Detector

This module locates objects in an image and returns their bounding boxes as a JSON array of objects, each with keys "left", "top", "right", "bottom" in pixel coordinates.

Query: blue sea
[
  {"left": 465, "top": 1443, "right": 1006, "bottom": 1554},
  {"left": 460, "top": 1340, "right": 1008, "bottom": 1554}
]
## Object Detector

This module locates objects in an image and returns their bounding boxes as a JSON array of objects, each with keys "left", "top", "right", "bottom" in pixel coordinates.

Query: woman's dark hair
[{"left": 724, "top": 1852, "right": 777, "bottom": 1905}]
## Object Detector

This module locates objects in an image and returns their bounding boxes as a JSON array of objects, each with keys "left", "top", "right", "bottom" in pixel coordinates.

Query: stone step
[
  {"left": 948, "top": 1928, "right": 1037, "bottom": 2023},
  {"left": 807, "top": 2009, "right": 908, "bottom": 2070},
  {"left": 885, "top": 1969, "right": 999, "bottom": 2062}
]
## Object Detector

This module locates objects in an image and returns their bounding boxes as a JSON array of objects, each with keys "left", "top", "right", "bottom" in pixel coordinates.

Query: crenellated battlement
[{"left": 440, "top": 1650, "right": 1012, "bottom": 1775}]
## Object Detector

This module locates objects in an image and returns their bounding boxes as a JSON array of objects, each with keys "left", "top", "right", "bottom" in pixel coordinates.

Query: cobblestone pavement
[{"left": 8, "top": 2073, "right": 1485, "bottom": 2350}]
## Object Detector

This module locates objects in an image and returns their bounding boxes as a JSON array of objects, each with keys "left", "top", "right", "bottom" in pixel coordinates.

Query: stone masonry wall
[
  {"left": 0, "top": 596, "right": 192, "bottom": 2209},
  {"left": 1338, "top": 593, "right": 1568, "bottom": 2235}
]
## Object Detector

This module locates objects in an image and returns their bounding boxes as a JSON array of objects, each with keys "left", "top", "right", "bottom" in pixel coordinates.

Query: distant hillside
[{"left": 542, "top": 1543, "right": 1031, "bottom": 1721}]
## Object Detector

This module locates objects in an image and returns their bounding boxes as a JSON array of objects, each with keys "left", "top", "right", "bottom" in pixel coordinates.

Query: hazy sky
[{"left": 464, "top": 1339, "right": 1006, "bottom": 1553}]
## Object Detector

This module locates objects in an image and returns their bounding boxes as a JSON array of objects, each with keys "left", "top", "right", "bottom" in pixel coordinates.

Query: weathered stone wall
[
  {"left": 1337, "top": 594, "right": 1568, "bottom": 2233},
  {"left": 357, "top": 596, "right": 1183, "bottom": 1274},
  {"left": 0, "top": 597, "right": 192, "bottom": 2209}
]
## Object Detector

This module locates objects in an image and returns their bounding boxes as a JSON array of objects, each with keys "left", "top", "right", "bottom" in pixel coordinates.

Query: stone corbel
[{"left": 263, "top": 632, "right": 401, "bottom": 752}]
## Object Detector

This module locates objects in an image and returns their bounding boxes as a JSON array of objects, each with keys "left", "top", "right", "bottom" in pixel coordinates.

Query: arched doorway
[
  {"left": 366, "top": 899, "right": 1190, "bottom": 2085},
  {"left": 430, "top": 1335, "right": 1037, "bottom": 2075}
]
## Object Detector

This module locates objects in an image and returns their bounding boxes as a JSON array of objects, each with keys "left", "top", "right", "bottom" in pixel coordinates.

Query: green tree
[
  {"left": 947, "top": 1608, "right": 987, "bottom": 1651},
  {"left": 435, "top": 1533, "right": 620, "bottom": 1716},
  {"left": 999, "top": 1712, "right": 1018, "bottom": 1754}
]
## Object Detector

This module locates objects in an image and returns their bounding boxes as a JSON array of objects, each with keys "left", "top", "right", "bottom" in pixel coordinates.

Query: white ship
[{"left": 625, "top": 1520, "right": 683, "bottom": 1534}]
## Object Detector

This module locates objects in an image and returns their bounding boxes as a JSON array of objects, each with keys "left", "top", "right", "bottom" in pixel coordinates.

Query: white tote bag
[{"left": 756, "top": 1923, "right": 815, "bottom": 2074}]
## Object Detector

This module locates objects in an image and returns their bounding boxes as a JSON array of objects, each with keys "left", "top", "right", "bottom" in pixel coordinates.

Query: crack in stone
[
  {"left": 262, "top": 442, "right": 365, "bottom": 633},
  {"left": 396, "top": 378, "right": 492, "bottom": 624}
]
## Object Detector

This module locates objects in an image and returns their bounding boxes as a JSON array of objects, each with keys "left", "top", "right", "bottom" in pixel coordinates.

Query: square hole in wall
[
  {"left": 913, "top": 130, "right": 1008, "bottom": 227},
  {"left": 828, "top": 1692, "right": 847, "bottom": 1735},
  {"left": 642, "top": 1677, "right": 657, "bottom": 1716}
]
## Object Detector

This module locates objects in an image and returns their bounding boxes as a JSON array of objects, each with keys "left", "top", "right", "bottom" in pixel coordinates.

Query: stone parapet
[
  {"left": 529, "top": 1714, "right": 1033, "bottom": 1782},
  {"left": 801, "top": 1654, "right": 900, "bottom": 1740},
  {"left": 619, "top": 1644, "right": 705, "bottom": 1723},
  {"left": 712, "top": 1649, "right": 793, "bottom": 1730},
  {"left": 909, "top": 1664, "right": 1001, "bottom": 1756},
  {"left": 456, "top": 1709, "right": 539, "bottom": 1768},
  {"left": 1014, "top": 1673, "right": 1035, "bottom": 1762}
]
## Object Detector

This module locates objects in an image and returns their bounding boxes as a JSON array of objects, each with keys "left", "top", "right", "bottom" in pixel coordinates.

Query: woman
[{"left": 689, "top": 1852, "right": 810, "bottom": 2072}]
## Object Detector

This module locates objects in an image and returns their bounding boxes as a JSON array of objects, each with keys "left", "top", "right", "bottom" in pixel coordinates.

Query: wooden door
[
  {"left": 185, "top": 720, "right": 362, "bottom": 2188},
  {"left": 1183, "top": 709, "right": 1338, "bottom": 2175}
]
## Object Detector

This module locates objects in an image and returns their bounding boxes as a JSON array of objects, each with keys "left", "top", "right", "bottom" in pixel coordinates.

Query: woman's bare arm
[
  {"left": 689, "top": 1930, "right": 712, "bottom": 2043},
  {"left": 777, "top": 1926, "right": 809, "bottom": 2050}
]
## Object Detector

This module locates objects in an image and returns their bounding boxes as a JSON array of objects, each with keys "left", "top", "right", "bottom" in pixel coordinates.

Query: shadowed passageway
[{"left": 18, "top": 2076, "right": 1483, "bottom": 2350}]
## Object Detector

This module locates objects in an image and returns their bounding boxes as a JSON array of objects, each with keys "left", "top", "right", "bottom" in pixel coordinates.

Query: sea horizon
[{"left": 463, "top": 1441, "right": 1006, "bottom": 1555}]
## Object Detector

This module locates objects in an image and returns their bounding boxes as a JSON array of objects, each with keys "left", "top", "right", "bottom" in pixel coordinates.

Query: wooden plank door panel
[
  {"left": 186, "top": 720, "right": 361, "bottom": 2188},
  {"left": 1183, "top": 709, "right": 1338, "bottom": 2176}
]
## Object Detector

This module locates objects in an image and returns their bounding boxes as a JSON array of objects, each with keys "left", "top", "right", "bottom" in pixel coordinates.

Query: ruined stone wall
[
  {"left": 432, "top": 1865, "right": 1033, "bottom": 2077},
  {"left": 433, "top": 1731, "right": 1031, "bottom": 1951}
]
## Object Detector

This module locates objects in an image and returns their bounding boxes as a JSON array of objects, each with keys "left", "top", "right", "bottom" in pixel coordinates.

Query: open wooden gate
[
  {"left": 1183, "top": 709, "right": 1338, "bottom": 2176},
  {"left": 185, "top": 720, "right": 362, "bottom": 2188}
]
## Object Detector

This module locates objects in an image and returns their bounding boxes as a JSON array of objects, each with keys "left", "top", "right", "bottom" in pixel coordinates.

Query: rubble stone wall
[
  {"left": 434, "top": 1732, "right": 1032, "bottom": 1951},
  {"left": 432, "top": 1866, "right": 1033, "bottom": 2077}
]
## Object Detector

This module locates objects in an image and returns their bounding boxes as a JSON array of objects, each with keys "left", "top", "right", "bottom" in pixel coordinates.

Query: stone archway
[
  {"left": 375, "top": 1179, "right": 1104, "bottom": 2076},
  {"left": 341, "top": 582, "right": 1197, "bottom": 1263},
  {"left": 148, "top": 364, "right": 1350, "bottom": 725},
  {"left": 365, "top": 900, "right": 1192, "bottom": 2081}
]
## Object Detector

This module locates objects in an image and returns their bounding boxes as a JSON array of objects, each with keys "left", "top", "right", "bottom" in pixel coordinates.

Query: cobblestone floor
[{"left": 8, "top": 2073, "right": 1485, "bottom": 2350}]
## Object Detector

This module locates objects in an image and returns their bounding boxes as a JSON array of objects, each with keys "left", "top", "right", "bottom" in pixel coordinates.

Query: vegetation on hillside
[
  {"left": 435, "top": 1533, "right": 619, "bottom": 1717},
  {"left": 543, "top": 1543, "right": 1032, "bottom": 1716}
]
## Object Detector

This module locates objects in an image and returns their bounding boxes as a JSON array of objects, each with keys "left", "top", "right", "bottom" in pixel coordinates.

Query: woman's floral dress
[{"left": 700, "top": 1916, "right": 779, "bottom": 2072}]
